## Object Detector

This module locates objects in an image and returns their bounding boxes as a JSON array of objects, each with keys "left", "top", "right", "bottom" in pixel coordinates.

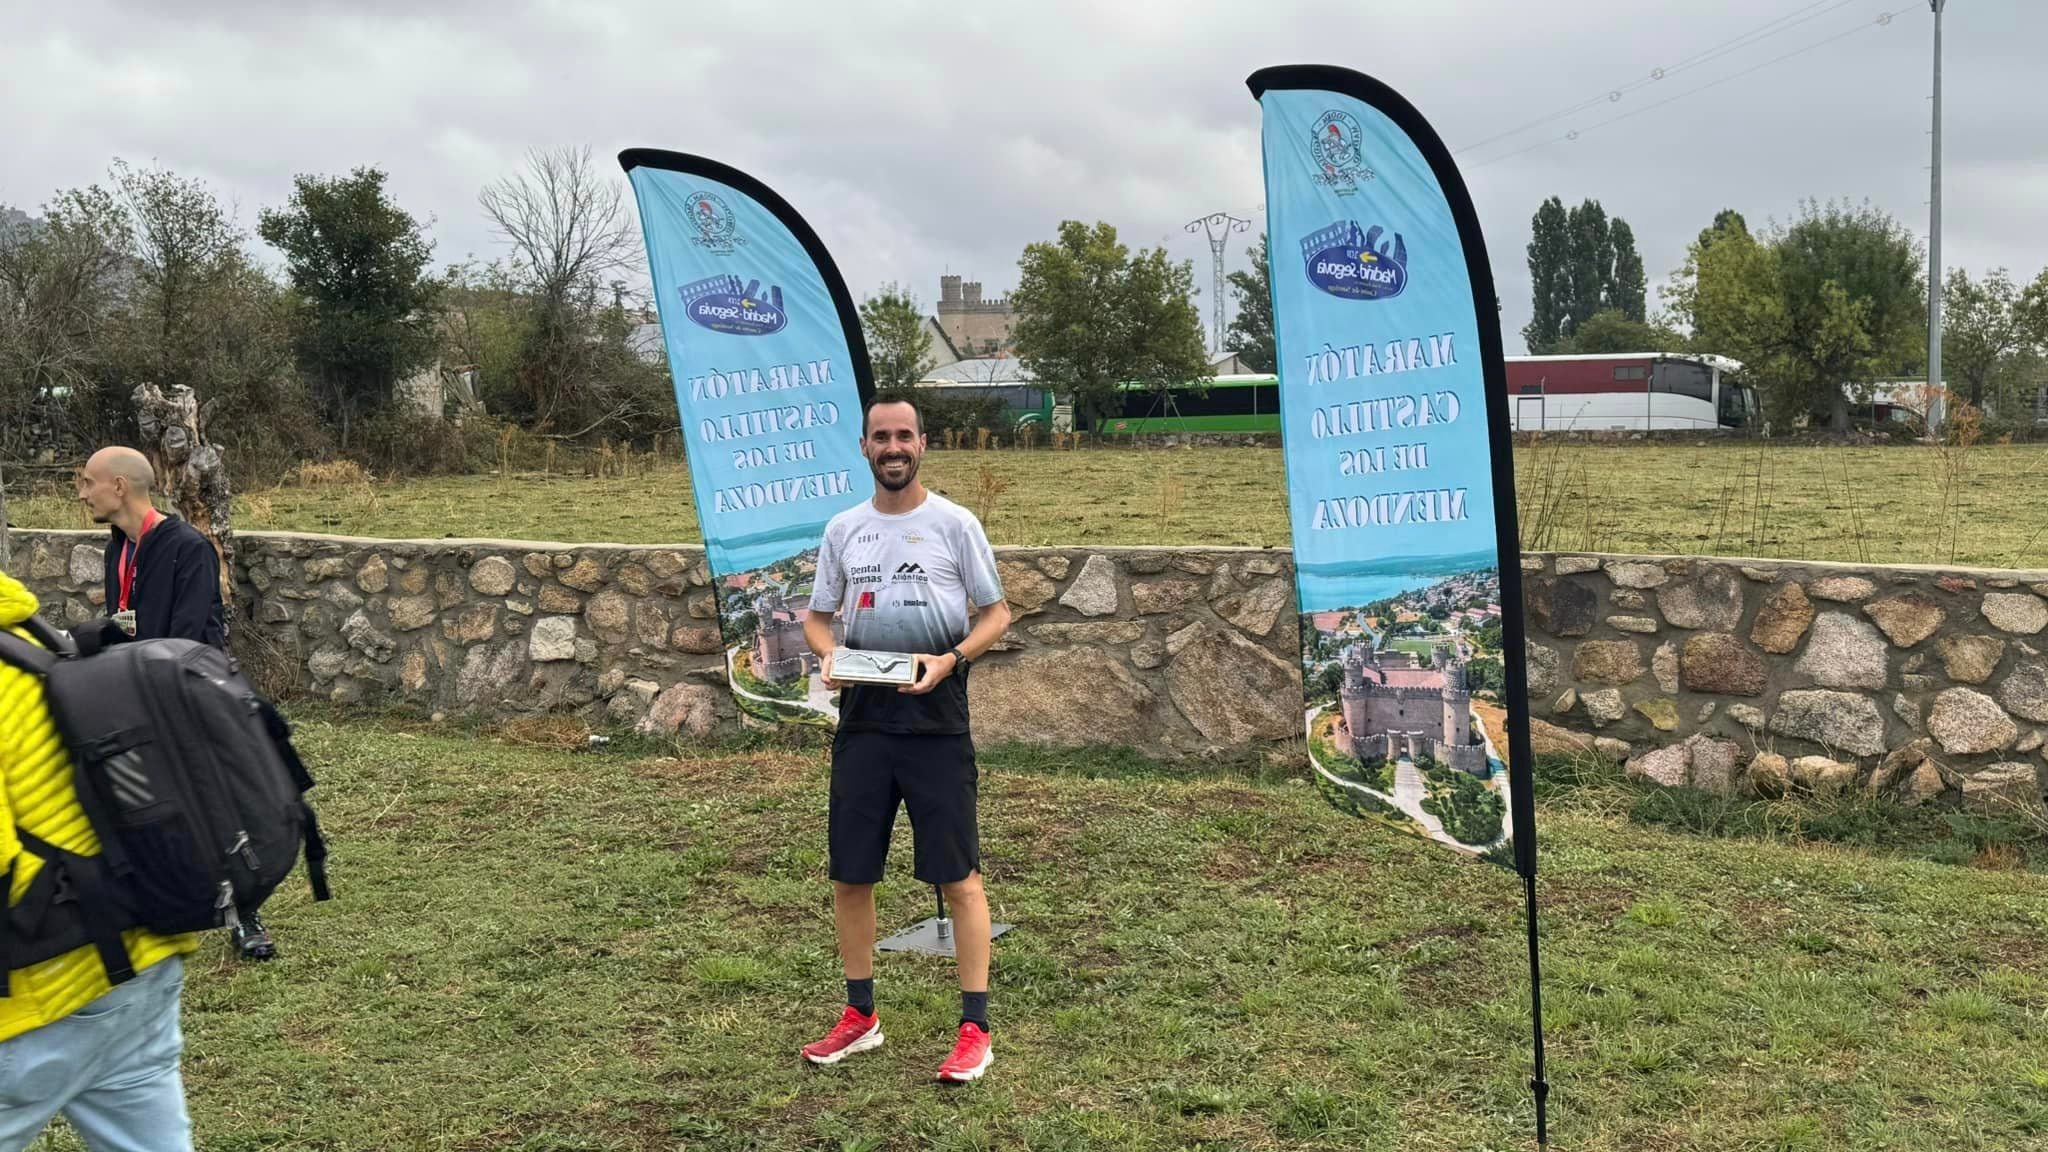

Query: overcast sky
[{"left": 5, "top": 0, "right": 2042, "bottom": 354}]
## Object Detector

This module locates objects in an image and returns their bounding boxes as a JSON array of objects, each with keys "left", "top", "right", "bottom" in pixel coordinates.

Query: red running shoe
[
  {"left": 935, "top": 1023, "right": 993, "bottom": 1083},
  {"left": 801, "top": 1006, "right": 883, "bottom": 1065}
]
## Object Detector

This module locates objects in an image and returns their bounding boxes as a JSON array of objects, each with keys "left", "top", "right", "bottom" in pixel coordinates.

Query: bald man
[
  {"left": 77, "top": 447, "right": 276, "bottom": 958},
  {"left": 79, "top": 448, "right": 225, "bottom": 650}
]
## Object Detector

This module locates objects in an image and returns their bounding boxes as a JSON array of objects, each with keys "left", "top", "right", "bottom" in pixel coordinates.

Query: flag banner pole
[
  {"left": 1246, "top": 65, "right": 1548, "bottom": 1143},
  {"left": 619, "top": 150, "right": 874, "bottom": 730},
  {"left": 622, "top": 151, "right": 1014, "bottom": 956}
]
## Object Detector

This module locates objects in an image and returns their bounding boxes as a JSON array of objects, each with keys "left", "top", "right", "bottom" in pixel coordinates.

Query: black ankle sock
[
  {"left": 961, "top": 990, "right": 988, "bottom": 1033},
  {"left": 846, "top": 978, "right": 874, "bottom": 1016}
]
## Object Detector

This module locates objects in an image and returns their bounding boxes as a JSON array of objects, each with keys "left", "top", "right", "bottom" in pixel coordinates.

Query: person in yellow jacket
[{"left": 0, "top": 570, "right": 199, "bottom": 1151}]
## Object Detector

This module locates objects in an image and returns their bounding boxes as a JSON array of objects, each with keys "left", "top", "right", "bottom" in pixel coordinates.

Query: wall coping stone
[
  {"left": 12, "top": 529, "right": 1293, "bottom": 556},
  {"left": 15, "top": 531, "right": 2043, "bottom": 583}
]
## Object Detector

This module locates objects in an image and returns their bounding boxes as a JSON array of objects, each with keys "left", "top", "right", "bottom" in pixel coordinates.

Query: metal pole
[
  {"left": 1186, "top": 212, "right": 1252, "bottom": 353},
  {"left": 1525, "top": 869, "right": 1550, "bottom": 1145},
  {"left": 1928, "top": 0, "right": 1945, "bottom": 429}
]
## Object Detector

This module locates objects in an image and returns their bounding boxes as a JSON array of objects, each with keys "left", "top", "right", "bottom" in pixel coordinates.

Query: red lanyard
[{"left": 118, "top": 510, "right": 160, "bottom": 612}]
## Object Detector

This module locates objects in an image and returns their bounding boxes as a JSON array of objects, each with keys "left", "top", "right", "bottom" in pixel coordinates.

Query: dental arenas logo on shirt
[{"left": 1302, "top": 221, "right": 1408, "bottom": 301}]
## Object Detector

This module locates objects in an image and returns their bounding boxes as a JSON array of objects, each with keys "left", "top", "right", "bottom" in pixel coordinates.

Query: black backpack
[{"left": 0, "top": 617, "right": 330, "bottom": 992}]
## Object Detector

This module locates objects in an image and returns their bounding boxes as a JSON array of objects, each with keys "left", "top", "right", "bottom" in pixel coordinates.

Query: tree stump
[{"left": 132, "top": 382, "right": 235, "bottom": 628}]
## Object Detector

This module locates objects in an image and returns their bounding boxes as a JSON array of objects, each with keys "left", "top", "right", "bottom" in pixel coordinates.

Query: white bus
[{"left": 1505, "top": 353, "right": 1757, "bottom": 432}]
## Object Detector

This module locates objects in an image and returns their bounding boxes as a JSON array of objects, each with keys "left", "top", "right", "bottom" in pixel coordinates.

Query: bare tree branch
[
  {"left": 478, "top": 147, "right": 634, "bottom": 309},
  {"left": 476, "top": 147, "right": 654, "bottom": 437}
]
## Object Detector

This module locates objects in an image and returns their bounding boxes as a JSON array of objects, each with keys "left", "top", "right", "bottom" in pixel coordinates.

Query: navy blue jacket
[{"left": 101, "top": 515, "right": 227, "bottom": 650}]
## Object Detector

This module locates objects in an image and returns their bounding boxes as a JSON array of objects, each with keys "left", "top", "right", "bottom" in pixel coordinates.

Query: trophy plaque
[{"left": 831, "top": 647, "right": 919, "bottom": 686}]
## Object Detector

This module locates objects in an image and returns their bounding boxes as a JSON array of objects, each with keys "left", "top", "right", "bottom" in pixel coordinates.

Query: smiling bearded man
[{"left": 798, "top": 396, "right": 1012, "bottom": 1084}]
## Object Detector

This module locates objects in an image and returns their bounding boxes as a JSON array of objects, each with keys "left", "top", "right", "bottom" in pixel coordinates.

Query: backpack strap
[
  {"left": 0, "top": 634, "right": 137, "bottom": 880},
  {"left": 0, "top": 629, "right": 57, "bottom": 677},
  {"left": 257, "top": 700, "right": 316, "bottom": 792},
  {"left": 0, "top": 859, "right": 73, "bottom": 999},
  {"left": 0, "top": 859, "right": 11, "bottom": 997},
  {"left": 301, "top": 804, "right": 331, "bottom": 902},
  {"left": 15, "top": 831, "right": 135, "bottom": 987},
  {"left": 19, "top": 616, "right": 76, "bottom": 657},
  {"left": 255, "top": 698, "right": 332, "bottom": 902}
]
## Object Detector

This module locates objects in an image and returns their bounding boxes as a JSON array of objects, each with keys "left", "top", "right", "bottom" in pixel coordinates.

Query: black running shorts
[{"left": 828, "top": 729, "right": 980, "bottom": 885}]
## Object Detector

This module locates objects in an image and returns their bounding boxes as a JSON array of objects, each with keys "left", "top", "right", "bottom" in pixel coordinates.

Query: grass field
[
  {"left": 12, "top": 441, "right": 2048, "bottom": 567},
  {"left": 1389, "top": 636, "right": 1457, "bottom": 658},
  {"left": 26, "top": 715, "right": 2048, "bottom": 1151}
]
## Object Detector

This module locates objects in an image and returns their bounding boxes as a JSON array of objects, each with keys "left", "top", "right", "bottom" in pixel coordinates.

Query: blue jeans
[{"left": 0, "top": 957, "right": 190, "bottom": 1152}]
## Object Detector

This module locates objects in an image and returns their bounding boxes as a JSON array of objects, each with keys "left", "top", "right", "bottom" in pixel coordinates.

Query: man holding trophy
[{"left": 800, "top": 397, "right": 1011, "bottom": 1083}]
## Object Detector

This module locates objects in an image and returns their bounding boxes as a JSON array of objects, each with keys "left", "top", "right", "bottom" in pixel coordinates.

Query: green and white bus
[{"left": 1097, "top": 374, "right": 1281, "bottom": 435}]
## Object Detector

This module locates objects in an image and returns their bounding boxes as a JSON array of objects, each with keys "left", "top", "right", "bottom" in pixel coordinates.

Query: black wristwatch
[{"left": 947, "top": 646, "right": 970, "bottom": 674}]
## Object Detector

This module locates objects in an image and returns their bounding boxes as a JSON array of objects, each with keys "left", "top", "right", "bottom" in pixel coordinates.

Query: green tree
[
  {"left": 1553, "top": 308, "right": 1687, "bottom": 355},
  {"left": 1668, "top": 200, "right": 1923, "bottom": 430},
  {"left": 1666, "top": 215, "right": 1787, "bottom": 408},
  {"left": 1698, "top": 209, "right": 1748, "bottom": 252},
  {"left": 1314, "top": 662, "right": 1344, "bottom": 700},
  {"left": 437, "top": 259, "right": 524, "bottom": 419},
  {"left": 1775, "top": 200, "right": 1924, "bottom": 428},
  {"left": 1466, "top": 655, "right": 1505, "bottom": 696},
  {"left": 1224, "top": 233, "right": 1274, "bottom": 372},
  {"left": 1564, "top": 199, "right": 1612, "bottom": 339},
  {"left": 165, "top": 253, "right": 308, "bottom": 480},
  {"left": 1522, "top": 197, "right": 1569, "bottom": 352},
  {"left": 1527, "top": 197, "right": 1641, "bottom": 348},
  {"left": 0, "top": 188, "right": 130, "bottom": 459},
  {"left": 2021, "top": 268, "right": 2048, "bottom": 339},
  {"left": 258, "top": 167, "right": 441, "bottom": 449},
  {"left": 110, "top": 160, "right": 254, "bottom": 396},
  {"left": 1011, "top": 220, "right": 1209, "bottom": 428},
  {"left": 2014, "top": 269, "right": 2048, "bottom": 421},
  {"left": 1941, "top": 267, "right": 2034, "bottom": 412},
  {"left": 90, "top": 162, "right": 311, "bottom": 478},
  {"left": 1608, "top": 218, "right": 1646, "bottom": 321},
  {"left": 1472, "top": 618, "right": 1503, "bottom": 652},
  {"left": 858, "top": 283, "right": 933, "bottom": 391}
]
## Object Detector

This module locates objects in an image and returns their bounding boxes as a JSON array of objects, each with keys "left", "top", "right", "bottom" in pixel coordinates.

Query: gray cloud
[{"left": 5, "top": 1, "right": 2040, "bottom": 352}]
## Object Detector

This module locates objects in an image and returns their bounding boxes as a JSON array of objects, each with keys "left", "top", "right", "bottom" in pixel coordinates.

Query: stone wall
[
  {"left": 11, "top": 526, "right": 2046, "bottom": 813},
  {"left": 6, "top": 531, "right": 1301, "bottom": 758},
  {"left": 1522, "top": 553, "right": 2048, "bottom": 817}
]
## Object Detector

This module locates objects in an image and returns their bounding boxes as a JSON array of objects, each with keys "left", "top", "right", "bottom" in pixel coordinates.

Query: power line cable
[
  {"left": 1654, "top": 0, "right": 1866, "bottom": 81},
  {"left": 1467, "top": 5, "right": 1914, "bottom": 169},
  {"left": 1456, "top": 0, "right": 1865, "bottom": 157}
]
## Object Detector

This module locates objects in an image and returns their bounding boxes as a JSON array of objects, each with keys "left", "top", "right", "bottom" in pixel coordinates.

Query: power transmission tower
[{"left": 1186, "top": 212, "right": 1251, "bottom": 353}]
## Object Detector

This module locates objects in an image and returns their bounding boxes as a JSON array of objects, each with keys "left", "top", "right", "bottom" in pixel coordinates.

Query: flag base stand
[{"left": 876, "top": 886, "right": 1013, "bottom": 958}]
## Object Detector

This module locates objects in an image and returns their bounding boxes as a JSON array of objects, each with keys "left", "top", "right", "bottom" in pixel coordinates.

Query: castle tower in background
[
  {"left": 751, "top": 590, "right": 815, "bottom": 684},
  {"left": 937, "top": 274, "right": 1018, "bottom": 357},
  {"left": 1432, "top": 641, "right": 1472, "bottom": 748},
  {"left": 1338, "top": 642, "right": 1485, "bottom": 776}
]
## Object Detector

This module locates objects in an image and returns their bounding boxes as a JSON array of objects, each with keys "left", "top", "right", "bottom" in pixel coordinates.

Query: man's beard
[{"left": 870, "top": 452, "right": 919, "bottom": 492}]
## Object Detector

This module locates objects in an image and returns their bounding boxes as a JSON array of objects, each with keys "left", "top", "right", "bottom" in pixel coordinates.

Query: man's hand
[
  {"left": 899, "top": 651, "right": 958, "bottom": 694},
  {"left": 819, "top": 650, "right": 843, "bottom": 691}
]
